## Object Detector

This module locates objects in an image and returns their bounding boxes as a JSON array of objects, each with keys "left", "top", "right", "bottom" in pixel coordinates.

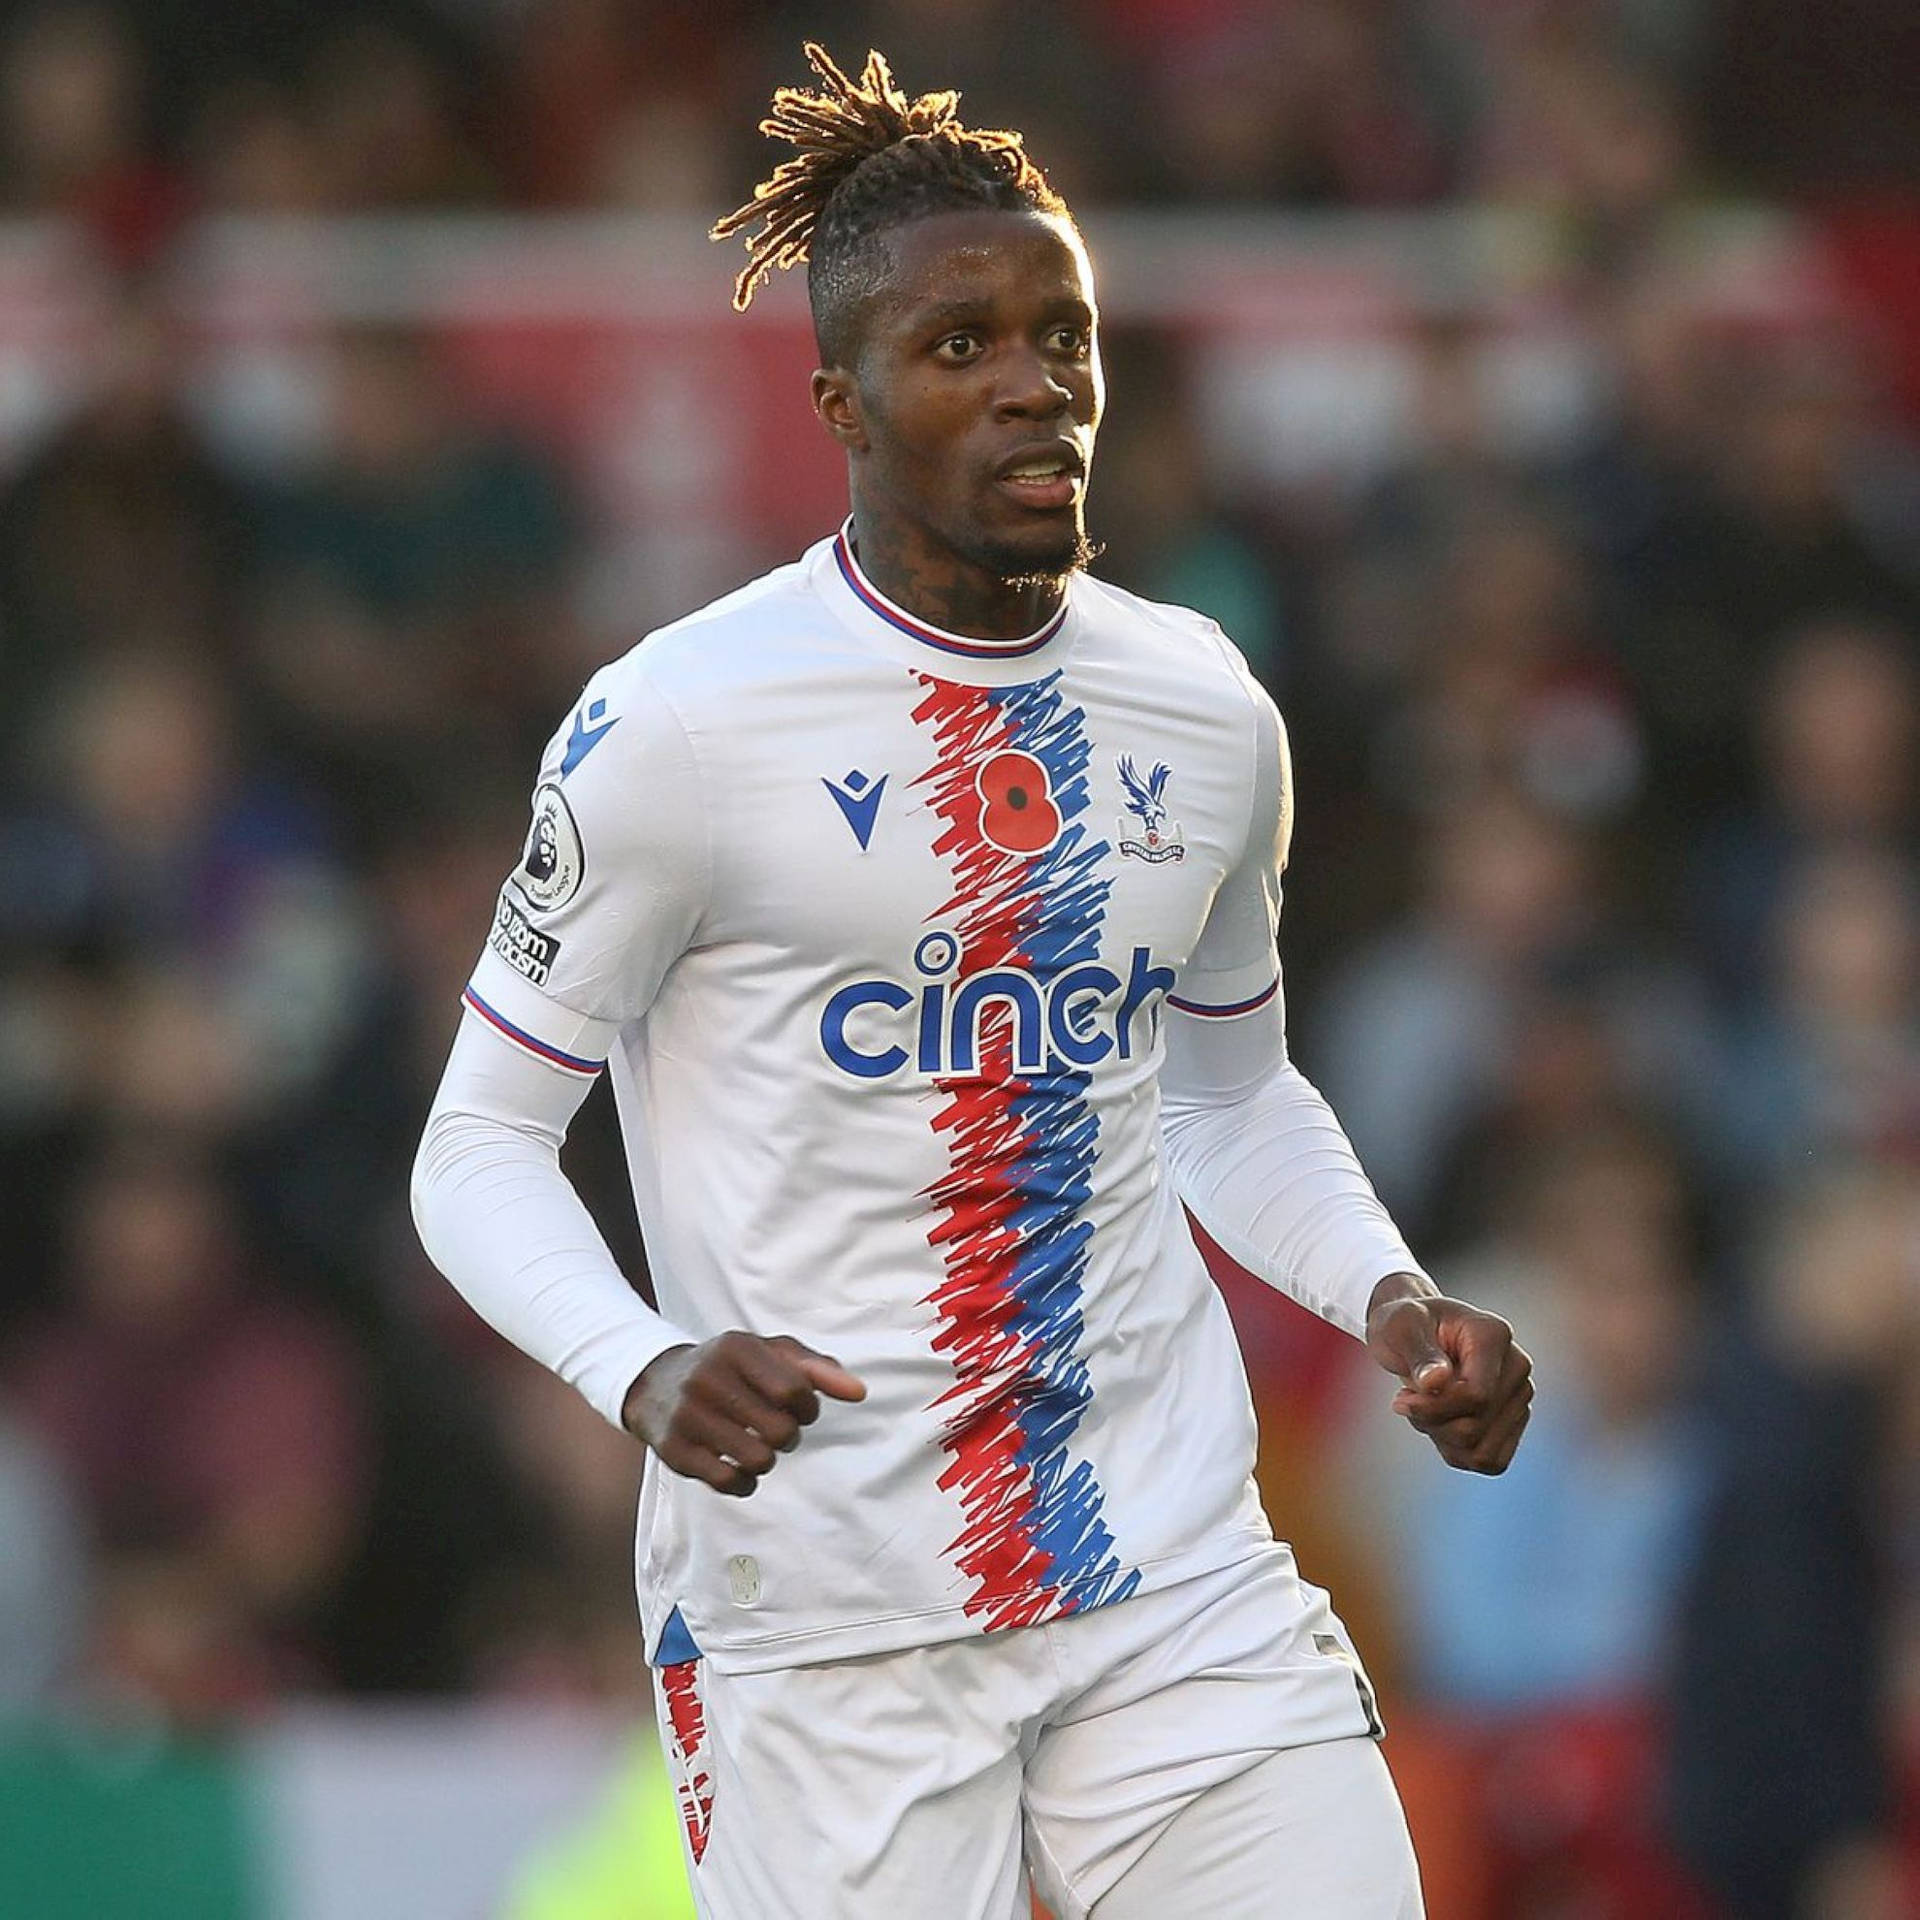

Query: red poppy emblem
[{"left": 975, "top": 750, "right": 1061, "bottom": 853}]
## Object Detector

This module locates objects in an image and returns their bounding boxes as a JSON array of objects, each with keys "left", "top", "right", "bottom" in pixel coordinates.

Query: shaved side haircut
[{"left": 712, "top": 43, "right": 1071, "bottom": 365}]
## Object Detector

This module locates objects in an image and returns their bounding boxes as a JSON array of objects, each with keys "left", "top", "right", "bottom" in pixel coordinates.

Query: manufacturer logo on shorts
[
  {"left": 490, "top": 893, "right": 560, "bottom": 986},
  {"left": 511, "top": 782, "right": 584, "bottom": 912}
]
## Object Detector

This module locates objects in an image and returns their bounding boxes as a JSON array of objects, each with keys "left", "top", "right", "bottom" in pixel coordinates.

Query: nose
[{"left": 994, "top": 344, "right": 1074, "bottom": 421}]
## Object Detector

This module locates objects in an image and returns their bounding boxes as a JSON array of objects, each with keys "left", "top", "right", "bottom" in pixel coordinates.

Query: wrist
[
  {"left": 621, "top": 1342, "right": 697, "bottom": 1443},
  {"left": 1366, "top": 1269, "right": 1438, "bottom": 1324}
]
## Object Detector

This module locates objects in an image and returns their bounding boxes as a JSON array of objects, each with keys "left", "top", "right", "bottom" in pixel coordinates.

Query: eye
[
  {"left": 1046, "top": 324, "right": 1090, "bottom": 358},
  {"left": 933, "top": 332, "right": 983, "bottom": 363}
]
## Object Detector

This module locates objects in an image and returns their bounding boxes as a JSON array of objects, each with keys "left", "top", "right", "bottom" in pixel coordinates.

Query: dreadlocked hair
[{"left": 712, "top": 43, "right": 1067, "bottom": 360}]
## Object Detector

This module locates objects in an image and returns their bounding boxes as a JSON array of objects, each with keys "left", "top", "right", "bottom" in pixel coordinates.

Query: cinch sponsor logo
[{"left": 820, "top": 931, "right": 1175, "bottom": 1080}]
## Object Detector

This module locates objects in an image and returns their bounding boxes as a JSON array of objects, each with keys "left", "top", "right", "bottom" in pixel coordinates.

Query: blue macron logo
[
  {"left": 560, "top": 697, "right": 617, "bottom": 777},
  {"left": 824, "top": 769, "right": 888, "bottom": 850}
]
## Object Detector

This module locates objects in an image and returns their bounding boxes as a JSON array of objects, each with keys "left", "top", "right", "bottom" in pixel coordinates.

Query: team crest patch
[
  {"left": 511, "top": 782, "right": 585, "bottom": 911},
  {"left": 1116, "top": 756, "right": 1186, "bottom": 863}
]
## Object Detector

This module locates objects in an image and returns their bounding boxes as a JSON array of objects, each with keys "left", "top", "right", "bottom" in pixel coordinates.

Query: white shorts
[{"left": 650, "top": 1541, "right": 1412, "bottom": 1920}]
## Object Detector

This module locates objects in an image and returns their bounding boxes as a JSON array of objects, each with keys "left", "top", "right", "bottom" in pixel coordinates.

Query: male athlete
[{"left": 413, "top": 45, "right": 1532, "bottom": 1919}]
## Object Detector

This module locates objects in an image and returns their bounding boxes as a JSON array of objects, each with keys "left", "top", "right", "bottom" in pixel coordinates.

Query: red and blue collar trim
[{"left": 832, "top": 527, "right": 1069, "bottom": 660}]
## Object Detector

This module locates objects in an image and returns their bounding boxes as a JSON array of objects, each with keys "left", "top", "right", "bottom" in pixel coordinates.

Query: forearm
[
  {"left": 1160, "top": 1010, "right": 1427, "bottom": 1338},
  {"left": 410, "top": 1014, "right": 694, "bottom": 1428}
]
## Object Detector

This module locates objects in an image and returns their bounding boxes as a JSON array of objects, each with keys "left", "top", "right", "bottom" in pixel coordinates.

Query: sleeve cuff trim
[
  {"left": 462, "top": 987, "right": 604, "bottom": 1076},
  {"left": 1167, "top": 977, "right": 1279, "bottom": 1020}
]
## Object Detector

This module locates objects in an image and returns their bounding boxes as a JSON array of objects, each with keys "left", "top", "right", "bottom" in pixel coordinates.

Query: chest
[{"left": 699, "top": 661, "right": 1249, "bottom": 981}]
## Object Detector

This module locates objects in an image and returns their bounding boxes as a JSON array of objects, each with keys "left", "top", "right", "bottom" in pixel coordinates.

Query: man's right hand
[{"left": 621, "top": 1332, "right": 867, "bottom": 1497}]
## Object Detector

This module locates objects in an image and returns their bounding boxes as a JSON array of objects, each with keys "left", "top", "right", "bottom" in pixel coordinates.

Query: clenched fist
[
  {"left": 1366, "top": 1274, "right": 1534, "bottom": 1475},
  {"left": 622, "top": 1331, "right": 867, "bottom": 1497}
]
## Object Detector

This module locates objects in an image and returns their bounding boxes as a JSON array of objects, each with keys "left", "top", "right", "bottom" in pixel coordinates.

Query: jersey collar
[{"left": 829, "top": 522, "right": 1072, "bottom": 662}]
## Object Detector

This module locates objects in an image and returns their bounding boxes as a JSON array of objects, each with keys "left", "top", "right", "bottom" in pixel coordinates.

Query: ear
[{"left": 812, "top": 367, "right": 869, "bottom": 454}]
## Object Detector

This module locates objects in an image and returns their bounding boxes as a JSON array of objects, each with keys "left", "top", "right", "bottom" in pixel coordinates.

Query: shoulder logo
[
  {"left": 824, "top": 769, "right": 888, "bottom": 851},
  {"left": 1116, "top": 756, "right": 1186, "bottom": 864},
  {"left": 511, "top": 782, "right": 585, "bottom": 910},
  {"left": 560, "top": 696, "right": 616, "bottom": 778}
]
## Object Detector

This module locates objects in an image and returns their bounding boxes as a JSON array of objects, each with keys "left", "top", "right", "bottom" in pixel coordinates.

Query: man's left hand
[{"left": 1366, "top": 1274, "right": 1533, "bottom": 1475}]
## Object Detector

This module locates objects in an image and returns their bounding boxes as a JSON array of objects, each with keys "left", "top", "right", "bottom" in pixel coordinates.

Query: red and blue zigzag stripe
[{"left": 911, "top": 669, "right": 1141, "bottom": 1631}]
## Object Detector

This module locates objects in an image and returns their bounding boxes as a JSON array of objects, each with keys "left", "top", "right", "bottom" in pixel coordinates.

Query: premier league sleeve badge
[{"left": 511, "top": 782, "right": 587, "bottom": 911}]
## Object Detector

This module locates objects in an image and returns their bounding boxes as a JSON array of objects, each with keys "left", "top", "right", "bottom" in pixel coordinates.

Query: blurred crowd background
[{"left": 1, "top": 2, "right": 1919, "bottom": 1916}]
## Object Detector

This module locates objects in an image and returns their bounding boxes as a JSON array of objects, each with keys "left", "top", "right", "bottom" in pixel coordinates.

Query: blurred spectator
[
  {"left": 1670, "top": 1162, "right": 1920, "bottom": 1920},
  {"left": 1705, "top": 340, "right": 1919, "bottom": 633},
  {"left": 1715, "top": 847, "right": 1920, "bottom": 1191},
  {"left": 1363, "top": 1121, "right": 1707, "bottom": 1710},
  {"left": 1371, "top": 508, "right": 1642, "bottom": 827},
  {"left": 0, "top": 5, "right": 184, "bottom": 263},
  {"left": 1311, "top": 790, "right": 1676, "bottom": 1235},
  {"left": 1701, "top": 0, "right": 1920, "bottom": 196},
  {"left": 1466, "top": 28, "right": 1691, "bottom": 266},
  {"left": 254, "top": 775, "right": 532, "bottom": 1303},
  {"left": 1554, "top": 268, "right": 1729, "bottom": 798},
  {"left": 1112, "top": 0, "right": 1445, "bottom": 205},
  {"left": 0, "top": 1404, "right": 86, "bottom": 1719},
  {"left": 458, "top": 1355, "right": 647, "bottom": 1708},
  {"left": 505, "top": 0, "right": 748, "bottom": 208},
  {"left": 303, "top": 22, "right": 492, "bottom": 210},
  {"left": 186, "top": 78, "right": 332, "bottom": 215},
  {"left": 86, "top": 1547, "right": 283, "bottom": 1727},
  {"left": 592, "top": 91, "right": 739, "bottom": 216},
  {"left": 2, "top": 647, "right": 364, "bottom": 1113},
  {"left": 1308, "top": 362, "right": 1644, "bottom": 985},
  {"left": 1595, "top": 332, "right": 1919, "bottom": 829},
  {"left": 1094, "top": 332, "right": 1289, "bottom": 689},
  {"left": 250, "top": 324, "right": 580, "bottom": 825},
  {"left": 8, "top": 1136, "right": 372, "bottom": 1712},
  {"left": 233, "top": 785, "right": 622, "bottom": 1697},
  {"left": 1557, "top": 266, "right": 1720, "bottom": 574},
  {"left": 1425, "top": 940, "right": 1722, "bottom": 1256},
  {"left": 1296, "top": 316, "right": 1529, "bottom": 889},
  {"left": 1351, "top": 314, "right": 1524, "bottom": 586},
  {"left": 0, "top": 279, "right": 255, "bottom": 752},
  {"left": 1687, "top": 619, "right": 1918, "bottom": 1007},
  {"left": 175, "top": 2, "right": 492, "bottom": 213}
]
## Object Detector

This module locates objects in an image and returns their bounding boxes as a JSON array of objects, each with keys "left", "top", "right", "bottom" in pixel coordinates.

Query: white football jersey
[{"left": 461, "top": 529, "right": 1375, "bottom": 1673}]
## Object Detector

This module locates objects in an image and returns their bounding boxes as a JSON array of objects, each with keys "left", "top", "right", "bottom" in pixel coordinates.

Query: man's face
[{"left": 833, "top": 209, "right": 1103, "bottom": 585}]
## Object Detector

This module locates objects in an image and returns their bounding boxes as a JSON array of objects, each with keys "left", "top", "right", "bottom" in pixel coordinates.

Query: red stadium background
[{"left": 2, "top": 3, "right": 1919, "bottom": 1915}]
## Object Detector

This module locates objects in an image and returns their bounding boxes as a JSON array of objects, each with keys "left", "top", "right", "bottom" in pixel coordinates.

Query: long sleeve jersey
[{"left": 413, "top": 528, "right": 1424, "bottom": 1673}]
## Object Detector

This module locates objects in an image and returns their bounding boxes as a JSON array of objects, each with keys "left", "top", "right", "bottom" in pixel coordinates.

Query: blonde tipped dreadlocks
[{"left": 712, "top": 43, "right": 1067, "bottom": 358}]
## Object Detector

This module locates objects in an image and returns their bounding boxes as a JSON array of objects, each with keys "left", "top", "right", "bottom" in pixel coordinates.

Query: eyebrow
[
  {"left": 916, "top": 299, "right": 994, "bottom": 334},
  {"left": 914, "top": 294, "right": 1095, "bottom": 335}
]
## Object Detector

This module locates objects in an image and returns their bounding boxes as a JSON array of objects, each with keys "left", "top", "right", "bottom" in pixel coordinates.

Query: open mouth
[{"left": 993, "top": 445, "right": 1085, "bottom": 511}]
